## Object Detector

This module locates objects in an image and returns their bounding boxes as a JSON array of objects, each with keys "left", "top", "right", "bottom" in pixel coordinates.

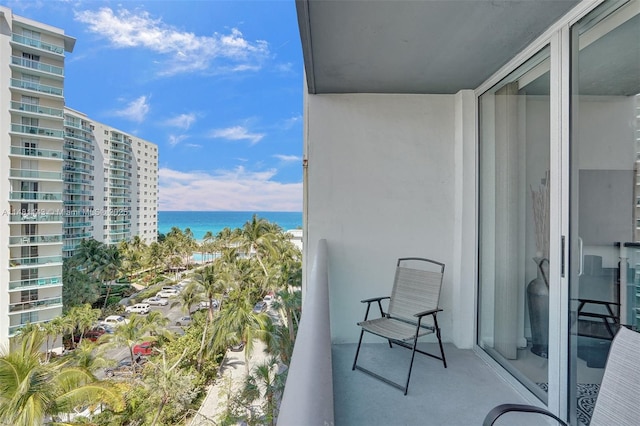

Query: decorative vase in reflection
[{"left": 527, "top": 257, "right": 549, "bottom": 358}]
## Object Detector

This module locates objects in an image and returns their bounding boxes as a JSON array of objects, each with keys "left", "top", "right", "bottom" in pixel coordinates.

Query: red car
[
  {"left": 73, "top": 328, "right": 106, "bottom": 343},
  {"left": 133, "top": 341, "right": 155, "bottom": 356}
]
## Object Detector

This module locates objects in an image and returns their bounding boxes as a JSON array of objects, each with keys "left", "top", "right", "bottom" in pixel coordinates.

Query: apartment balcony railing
[
  {"left": 109, "top": 220, "right": 131, "bottom": 225},
  {"left": 106, "top": 182, "right": 129, "bottom": 188},
  {"left": 65, "top": 132, "right": 93, "bottom": 144},
  {"left": 64, "top": 143, "right": 92, "bottom": 154},
  {"left": 9, "top": 255, "right": 63, "bottom": 268},
  {"left": 63, "top": 165, "right": 90, "bottom": 174},
  {"left": 11, "top": 33, "right": 64, "bottom": 55},
  {"left": 10, "top": 78, "right": 63, "bottom": 97},
  {"left": 9, "top": 296, "right": 63, "bottom": 313},
  {"left": 109, "top": 163, "right": 129, "bottom": 171},
  {"left": 107, "top": 202, "right": 129, "bottom": 207},
  {"left": 279, "top": 239, "right": 333, "bottom": 426},
  {"left": 10, "top": 191, "right": 62, "bottom": 201},
  {"left": 9, "top": 320, "right": 47, "bottom": 336},
  {"left": 64, "top": 221, "right": 92, "bottom": 228},
  {"left": 110, "top": 136, "right": 132, "bottom": 146},
  {"left": 64, "top": 200, "right": 91, "bottom": 206},
  {"left": 10, "top": 146, "right": 62, "bottom": 159},
  {"left": 64, "top": 189, "right": 92, "bottom": 195},
  {"left": 10, "top": 56, "right": 64, "bottom": 76},
  {"left": 110, "top": 155, "right": 128, "bottom": 164},
  {"left": 10, "top": 123, "right": 63, "bottom": 139},
  {"left": 64, "top": 232, "right": 92, "bottom": 239},
  {"left": 9, "top": 169, "right": 62, "bottom": 180},
  {"left": 65, "top": 176, "right": 92, "bottom": 184},
  {"left": 110, "top": 145, "right": 130, "bottom": 155},
  {"left": 9, "top": 276, "right": 62, "bottom": 290},
  {"left": 65, "top": 155, "right": 92, "bottom": 165},
  {"left": 10, "top": 101, "right": 64, "bottom": 118},
  {"left": 9, "top": 234, "right": 62, "bottom": 245},
  {"left": 9, "top": 213, "right": 63, "bottom": 223}
]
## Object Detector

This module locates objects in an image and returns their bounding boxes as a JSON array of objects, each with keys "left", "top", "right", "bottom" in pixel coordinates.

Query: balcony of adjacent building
[
  {"left": 9, "top": 191, "right": 62, "bottom": 202},
  {"left": 9, "top": 78, "right": 63, "bottom": 99},
  {"left": 10, "top": 145, "right": 63, "bottom": 160},
  {"left": 65, "top": 175, "right": 92, "bottom": 185},
  {"left": 9, "top": 168, "right": 62, "bottom": 182},
  {"left": 64, "top": 141, "right": 92, "bottom": 154},
  {"left": 9, "top": 101, "right": 64, "bottom": 120},
  {"left": 11, "top": 33, "right": 65, "bottom": 57},
  {"left": 8, "top": 212, "right": 63, "bottom": 224},
  {"left": 63, "top": 164, "right": 91, "bottom": 175},
  {"left": 64, "top": 229, "right": 92, "bottom": 238},
  {"left": 277, "top": 240, "right": 545, "bottom": 426},
  {"left": 64, "top": 154, "right": 92, "bottom": 165},
  {"left": 108, "top": 162, "right": 129, "bottom": 172},
  {"left": 9, "top": 255, "right": 63, "bottom": 269},
  {"left": 110, "top": 135, "right": 132, "bottom": 147},
  {"left": 8, "top": 296, "right": 63, "bottom": 316},
  {"left": 110, "top": 144, "right": 130, "bottom": 155},
  {"left": 9, "top": 55, "right": 64, "bottom": 80},
  {"left": 8, "top": 275, "right": 62, "bottom": 292},
  {"left": 8, "top": 234, "right": 63, "bottom": 247},
  {"left": 64, "top": 187, "right": 92, "bottom": 196},
  {"left": 64, "top": 130, "right": 93, "bottom": 145},
  {"left": 63, "top": 220, "right": 92, "bottom": 229}
]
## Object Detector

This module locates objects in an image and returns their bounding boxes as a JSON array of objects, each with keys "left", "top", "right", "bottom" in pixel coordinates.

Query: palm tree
[
  {"left": 0, "top": 329, "right": 124, "bottom": 425},
  {"left": 67, "top": 304, "right": 101, "bottom": 346},
  {"left": 144, "top": 349, "right": 191, "bottom": 426},
  {"left": 237, "top": 214, "right": 276, "bottom": 277},
  {"left": 171, "top": 281, "right": 204, "bottom": 315},
  {"left": 240, "top": 356, "right": 286, "bottom": 426},
  {"left": 96, "top": 245, "right": 123, "bottom": 309},
  {"left": 106, "top": 314, "right": 152, "bottom": 371}
]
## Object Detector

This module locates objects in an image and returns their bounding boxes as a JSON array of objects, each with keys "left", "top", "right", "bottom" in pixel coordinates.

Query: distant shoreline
[{"left": 158, "top": 211, "right": 303, "bottom": 240}]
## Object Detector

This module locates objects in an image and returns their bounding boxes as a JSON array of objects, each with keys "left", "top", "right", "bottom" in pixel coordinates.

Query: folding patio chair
[
  {"left": 483, "top": 326, "right": 640, "bottom": 425},
  {"left": 352, "top": 257, "right": 446, "bottom": 395}
]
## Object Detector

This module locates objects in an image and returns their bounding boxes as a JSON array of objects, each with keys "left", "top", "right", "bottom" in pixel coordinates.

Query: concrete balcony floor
[{"left": 333, "top": 342, "right": 546, "bottom": 426}]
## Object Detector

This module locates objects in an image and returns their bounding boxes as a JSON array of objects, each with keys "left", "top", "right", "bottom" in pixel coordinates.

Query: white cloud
[
  {"left": 209, "top": 126, "right": 264, "bottom": 145},
  {"left": 273, "top": 154, "right": 301, "bottom": 163},
  {"left": 113, "top": 95, "right": 150, "bottom": 123},
  {"left": 166, "top": 113, "right": 197, "bottom": 130},
  {"left": 281, "top": 114, "right": 302, "bottom": 130},
  {"left": 158, "top": 167, "right": 302, "bottom": 211},
  {"left": 75, "top": 7, "right": 270, "bottom": 76},
  {"left": 168, "top": 134, "right": 188, "bottom": 147}
]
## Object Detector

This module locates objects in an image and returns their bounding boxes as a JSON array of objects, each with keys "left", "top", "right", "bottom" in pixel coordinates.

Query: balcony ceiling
[{"left": 296, "top": 0, "right": 580, "bottom": 94}]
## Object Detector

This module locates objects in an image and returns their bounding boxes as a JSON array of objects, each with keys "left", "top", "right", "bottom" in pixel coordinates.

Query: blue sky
[{"left": 5, "top": 0, "right": 303, "bottom": 211}]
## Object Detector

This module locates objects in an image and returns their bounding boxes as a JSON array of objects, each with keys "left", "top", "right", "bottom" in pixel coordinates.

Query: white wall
[{"left": 304, "top": 92, "right": 474, "bottom": 345}]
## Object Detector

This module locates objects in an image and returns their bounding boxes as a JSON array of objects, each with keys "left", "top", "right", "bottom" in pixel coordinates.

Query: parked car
[
  {"left": 175, "top": 316, "right": 192, "bottom": 326},
  {"left": 101, "top": 315, "right": 129, "bottom": 327},
  {"left": 263, "top": 292, "right": 275, "bottom": 304},
  {"left": 157, "top": 289, "right": 179, "bottom": 298},
  {"left": 133, "top": 341, "right": 156, "bottom": 356},
  {"left": 143, "top": 296, "right": 169, "bottom": 306},
  {"left": 125, "top": 303, "right": 150, "bottom": 314},
  {"left": 73, "top": 328, "right": 106, "bottom": 343},
  {"left": 252, "top": 301, "right": 267, "bottom": 313},
  {"left": 105, "top": 357, "right": 146, "bottom": 378},
  {"left": 198, "top": 299, "right": 219, "bottom": 310}
]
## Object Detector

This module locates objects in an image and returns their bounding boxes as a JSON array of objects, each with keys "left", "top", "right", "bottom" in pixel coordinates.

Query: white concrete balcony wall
[{"left": 304, "top": 92, "right": 477, "bottom": 346}]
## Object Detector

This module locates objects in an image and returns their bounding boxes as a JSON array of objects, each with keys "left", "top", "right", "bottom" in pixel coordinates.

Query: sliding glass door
[
  {"left": 568, "top": 2, "right": 640, "bottom": 424},
  {"left": 478, "top": 46, "right": 552, "bottom": 403}
]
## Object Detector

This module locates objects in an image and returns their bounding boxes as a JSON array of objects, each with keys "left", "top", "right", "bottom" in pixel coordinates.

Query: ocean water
[{"left": 158, "top": 211, "right": 302, "bottom": 241}]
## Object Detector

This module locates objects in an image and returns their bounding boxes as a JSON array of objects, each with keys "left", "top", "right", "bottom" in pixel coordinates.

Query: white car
[
  {"left": 125, "top": 303, "right": 150, "bottom": 314},
  {"left": 143, "top": 296, "right": 168, "bottom": 306},
  {"left": 157, "top": 289, "right": 179, "bottom": 298},
  {"left": 101, "top": 315, "right": 129, "bottom": 327}
]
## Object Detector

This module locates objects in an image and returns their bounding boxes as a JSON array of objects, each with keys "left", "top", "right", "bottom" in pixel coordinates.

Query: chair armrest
[
  {"left": 360, "top": 296, "right": 390, "bottom": 304},
  {"left": 483, "top": 404, "right": 568, "bottom": 426},
  {"left": 414, "top": 308, "right": 442, "bottom": 318},
  {"left": 578, "top": 298, "right": 620, "bottom": 306}
]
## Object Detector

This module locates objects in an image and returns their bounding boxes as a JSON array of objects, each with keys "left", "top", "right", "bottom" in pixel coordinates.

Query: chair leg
[
  {"left": 436, "top": 326, "right": 447, "bottom": 368},
  {"left": 352, "top": 329, "right": 365, "bottom": 370},
  {"left": 404, "top": 335, "right": 419, "bottom": 395}
]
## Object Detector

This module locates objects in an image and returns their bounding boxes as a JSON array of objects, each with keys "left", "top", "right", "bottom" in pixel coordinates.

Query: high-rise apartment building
[
  {"left": 0, "top": 6, "right": 75, "bottom": 344},
  {"left": 1, "top": 7, "right": 159, "bottom": 346},
  {"left": 91, "top": 121, "right": 158, "bottom": 247}
]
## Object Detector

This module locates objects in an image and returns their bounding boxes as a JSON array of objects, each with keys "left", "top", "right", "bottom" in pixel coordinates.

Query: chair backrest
[
  {"left": 590, "top": 326, "right": 640, "bottom": 425},
  {"left": 388, "top": 258, "right": 445, "bottom": 325}
]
